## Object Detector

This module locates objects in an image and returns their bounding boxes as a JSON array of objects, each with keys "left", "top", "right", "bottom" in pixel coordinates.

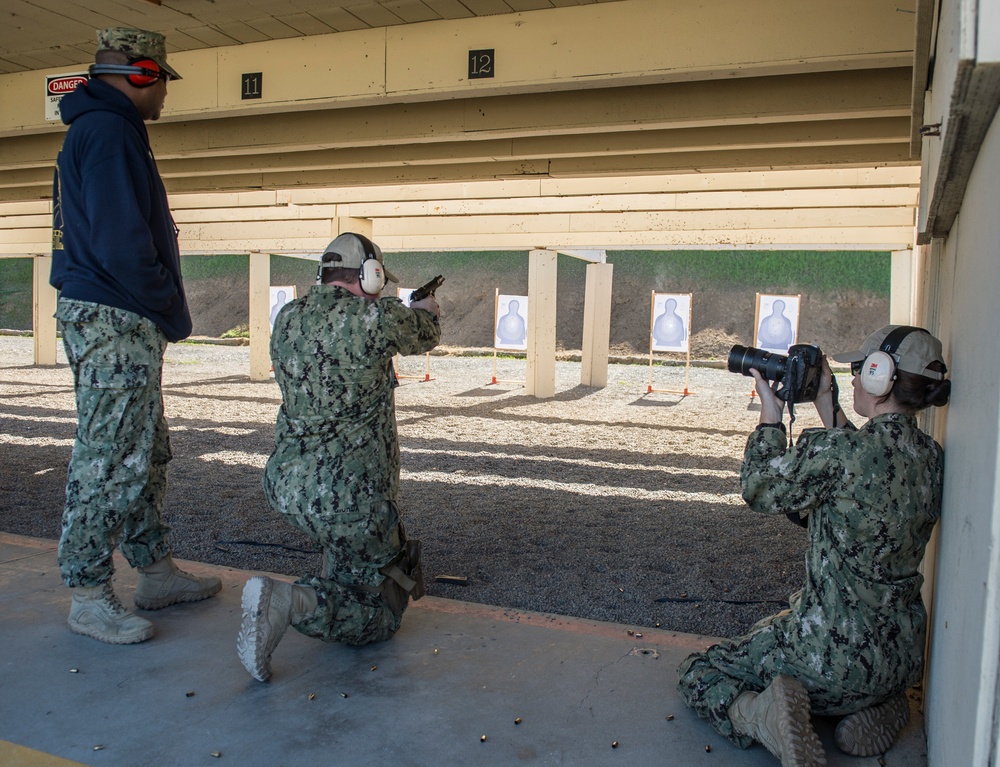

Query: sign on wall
[{"left": 46, "top": 73, "right": 88, "bottom": 121}]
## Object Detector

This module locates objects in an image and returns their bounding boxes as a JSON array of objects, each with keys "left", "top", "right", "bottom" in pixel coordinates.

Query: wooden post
[
  {"left": 32, "top": 255, "right": 57, "bottom": 365},
  {"left": 525, "top": 249, "right": 557, "bottom": 399},
  {"left": 581, "top": 261, "right": 613, "bottom": 388},
  {"left": 249, "top": 251, "right": 271, "bottom": 381}
]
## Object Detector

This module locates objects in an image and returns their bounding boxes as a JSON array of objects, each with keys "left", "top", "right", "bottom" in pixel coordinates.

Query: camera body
[{"left": 728, "top": 343, "right": 823, "bottom": 403}]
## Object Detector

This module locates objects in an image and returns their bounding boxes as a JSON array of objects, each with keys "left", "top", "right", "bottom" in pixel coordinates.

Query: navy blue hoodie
[{"left": 50, "top": 78, "right": 191, "bottom": 342}]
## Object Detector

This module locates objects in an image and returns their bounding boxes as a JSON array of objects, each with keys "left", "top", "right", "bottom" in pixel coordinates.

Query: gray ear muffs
[
  {"left": 355, "top": 234, "right": 385, "bottom": 295},
  {"left": 859, "top": 326, "right": 923, "bottom": 396}
]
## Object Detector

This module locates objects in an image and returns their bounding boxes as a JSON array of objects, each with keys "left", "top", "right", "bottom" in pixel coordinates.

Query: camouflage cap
[{"left": 96, "top": 28, "right": 181, "bottom": 80}]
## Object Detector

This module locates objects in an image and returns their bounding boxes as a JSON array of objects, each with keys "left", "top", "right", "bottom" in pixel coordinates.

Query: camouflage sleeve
[
  {"left": 378, "top": 298, "right": 442, "bottom": 357},
  {"left": 740, "top": 423, "right": 856, "bottom": 517}
]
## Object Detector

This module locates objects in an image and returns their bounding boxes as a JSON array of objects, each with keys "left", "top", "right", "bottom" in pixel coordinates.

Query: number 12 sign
[{"left": 468, "top": 49, "right": 495, "bottom": 79}]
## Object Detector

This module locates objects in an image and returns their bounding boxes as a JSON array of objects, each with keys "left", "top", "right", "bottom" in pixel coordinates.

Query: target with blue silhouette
[
  {"left": 495, "top": 294, "right": 528, "bottom": 350},
  {"left": 651, "top": 293, "right": 691, "bottom": 352},
  {"left": 755, "top": 294, "right": 800, "bottom": 353},
  {"left": 269, "top": 286, "right": 296, "bottom": 329},
  {"left": 395, "top": 287, "right": 434, "bottom": 381}
]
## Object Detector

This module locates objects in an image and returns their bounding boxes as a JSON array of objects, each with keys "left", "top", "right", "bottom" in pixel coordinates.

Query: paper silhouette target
[
  {"left": 754, "top": 294, "right": 800, "bottom": 353},
  {"left": 269, "top": 286, "right": 296, "bottom": 329},
  {"left": 651, "top": 293, "right": 691, "bottom": 352},
  {"left": 495, "top": 294, "right": 528, "bottom": 350}
]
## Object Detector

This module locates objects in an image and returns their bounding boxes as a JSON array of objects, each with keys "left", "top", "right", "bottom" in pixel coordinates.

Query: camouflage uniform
[
  {"left": 677, "top": 414, "right": 943, "bottom": 747},
  {"left": 264, "top": 284, "right": 441, "bottom": 645},
  {"left": 56, "top": 299, "right": 173, "bottom": 587},
  {"left": 51, "top": 27, "right": 190, "bottom": 592}
]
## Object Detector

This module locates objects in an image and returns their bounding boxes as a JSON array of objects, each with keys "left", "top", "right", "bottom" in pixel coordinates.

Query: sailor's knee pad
[{"left": 378, "top": 539, "right": 425, "bottom": 616}]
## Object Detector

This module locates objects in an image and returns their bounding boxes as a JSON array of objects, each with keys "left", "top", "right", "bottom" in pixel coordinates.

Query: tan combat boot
[
  {"left": 236, "top": 576, "right": 318, "bottom": 682},
  {"left": 834, "top": 693, "right": 909, "bottom": 756},
  {"left": 728, "top": 676, "right": 827, "bottom": 767},
  {"left": 135, "top": 555, "right": 222, "bottom": 609},
  {"left": 68, "top": 583, "right": 155, "bottom": 645}
]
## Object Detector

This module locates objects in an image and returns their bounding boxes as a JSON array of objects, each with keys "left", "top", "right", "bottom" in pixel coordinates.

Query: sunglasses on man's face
[{"left": 851, "top": 361, "right": 864, "bottom": 375}]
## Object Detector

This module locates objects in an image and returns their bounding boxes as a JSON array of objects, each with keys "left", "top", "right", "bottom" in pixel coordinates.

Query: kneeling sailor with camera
[{"left": 676, "top": 326, "right": 951, "bottom": 766}]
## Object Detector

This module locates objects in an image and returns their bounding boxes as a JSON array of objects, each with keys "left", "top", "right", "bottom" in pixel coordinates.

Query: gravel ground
[{"left": 0, "top": 335, "right": 835, "bottom": 638}]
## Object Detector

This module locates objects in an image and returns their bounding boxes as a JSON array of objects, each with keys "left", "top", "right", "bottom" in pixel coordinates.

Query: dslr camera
[{"left": 727, "top": 343, "right": 824, "bottom": 403}]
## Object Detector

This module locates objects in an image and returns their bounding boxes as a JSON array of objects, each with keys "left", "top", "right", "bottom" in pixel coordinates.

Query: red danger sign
[{"left": 47, "top": 75, "right": 87, "bottom": 95}]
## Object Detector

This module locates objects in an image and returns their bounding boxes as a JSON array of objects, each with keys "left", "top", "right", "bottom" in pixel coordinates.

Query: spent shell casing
[
  {"left": 480, "top": 735, "right": 487, "bottom": 742},
  {"left": 611, "top": 741, "right": 618, "bottom": 748},
  {"left": 514, "top": 717, "right": 522, "bottom": 725}
]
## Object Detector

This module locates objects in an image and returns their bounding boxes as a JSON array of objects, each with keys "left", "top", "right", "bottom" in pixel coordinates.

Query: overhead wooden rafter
[{"left": 0, "top": 0, "right": 922, "bottom": 254}]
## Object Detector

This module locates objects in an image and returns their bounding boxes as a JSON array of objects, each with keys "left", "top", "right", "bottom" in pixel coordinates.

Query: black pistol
[{"left": 409, "top": 275, "right": 444, "bottom": 303}]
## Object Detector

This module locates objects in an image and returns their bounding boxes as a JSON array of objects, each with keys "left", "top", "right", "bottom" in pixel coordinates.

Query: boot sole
[
  {"left": 68, "top": 618, "right": 154, "bottom": 645},
  {"left": 770, "top": 676, "right": 827, "bottom": 767},
  {"left": 236, "top": 576, "right": 273, "bottom": 682},
  {"left": 134, "top": 579, "right": 222, "bottom": 610},
  {"left": 835, "top": 694, "right": 909, "bottom": 756}
]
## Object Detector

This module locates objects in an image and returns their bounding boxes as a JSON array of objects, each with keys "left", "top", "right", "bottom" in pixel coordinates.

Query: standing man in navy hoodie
[{"left": 50, "top": 28, "right": 221, "bottom": 645}]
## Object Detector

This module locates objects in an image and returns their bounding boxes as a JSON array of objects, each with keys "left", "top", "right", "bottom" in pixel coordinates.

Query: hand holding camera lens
[
  {"left": 727, "top": 344, "right": 824, "bottom": 404},
  {"left": 748, "top": 368, "right": 786, "bottom": 424}
]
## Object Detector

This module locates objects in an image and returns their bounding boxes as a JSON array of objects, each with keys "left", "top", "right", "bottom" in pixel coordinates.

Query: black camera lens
[{"left": 727, "top": 344, "right": 788, "bottom": 381}]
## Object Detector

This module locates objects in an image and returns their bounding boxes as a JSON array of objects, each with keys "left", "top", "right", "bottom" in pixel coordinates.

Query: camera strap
[
  {"left": 781, "top": 358, "right": 803, "bottom": 447},
  {"left": 785, "top": 402, "right": 797, "bottom": 447}
]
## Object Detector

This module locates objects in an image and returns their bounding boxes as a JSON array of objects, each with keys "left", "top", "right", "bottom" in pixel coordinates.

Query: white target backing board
[
  {"left": 650, "top": 293, "right": 691, "bottom": 352},
  {"left": 495, "top": 294, "right": 528, "bottom": 351},
  {"left": 269, "top": 286, "right": 296, "bottom": 329},
  {"left": 754, "top": 294, "right": 800, "bottom": 353},
  {"left": 396, "top": 287, "right": 434, "bottom": 381}
]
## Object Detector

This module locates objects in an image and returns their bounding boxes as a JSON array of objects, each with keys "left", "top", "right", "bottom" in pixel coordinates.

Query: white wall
[{"left": 926, "top": 108, "right": 1000, "bottom": 767}]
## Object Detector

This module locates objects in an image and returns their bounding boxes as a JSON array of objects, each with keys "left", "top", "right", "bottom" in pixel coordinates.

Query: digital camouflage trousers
[
  {"left": 676, "top": 609, "right": 910, "bottom": 748},
  {"left": 262, "top": 474, "right": 415, "bottom": 646},
  {"left": 56, "top": 299, "right": 172, "bottom": 588}
]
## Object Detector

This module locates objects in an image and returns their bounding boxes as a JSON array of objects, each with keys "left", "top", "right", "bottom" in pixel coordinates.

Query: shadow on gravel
[{"left": 1, "top": 349, "right": 808, "bottom": 639}]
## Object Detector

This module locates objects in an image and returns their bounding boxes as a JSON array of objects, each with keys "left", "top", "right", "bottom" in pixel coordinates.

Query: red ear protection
[
  {"left": 126, "top": 58, "right": 163, "bottom": 88},
  {"left": 88, "top": 59, "right": 166, "bottom": 88}
]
